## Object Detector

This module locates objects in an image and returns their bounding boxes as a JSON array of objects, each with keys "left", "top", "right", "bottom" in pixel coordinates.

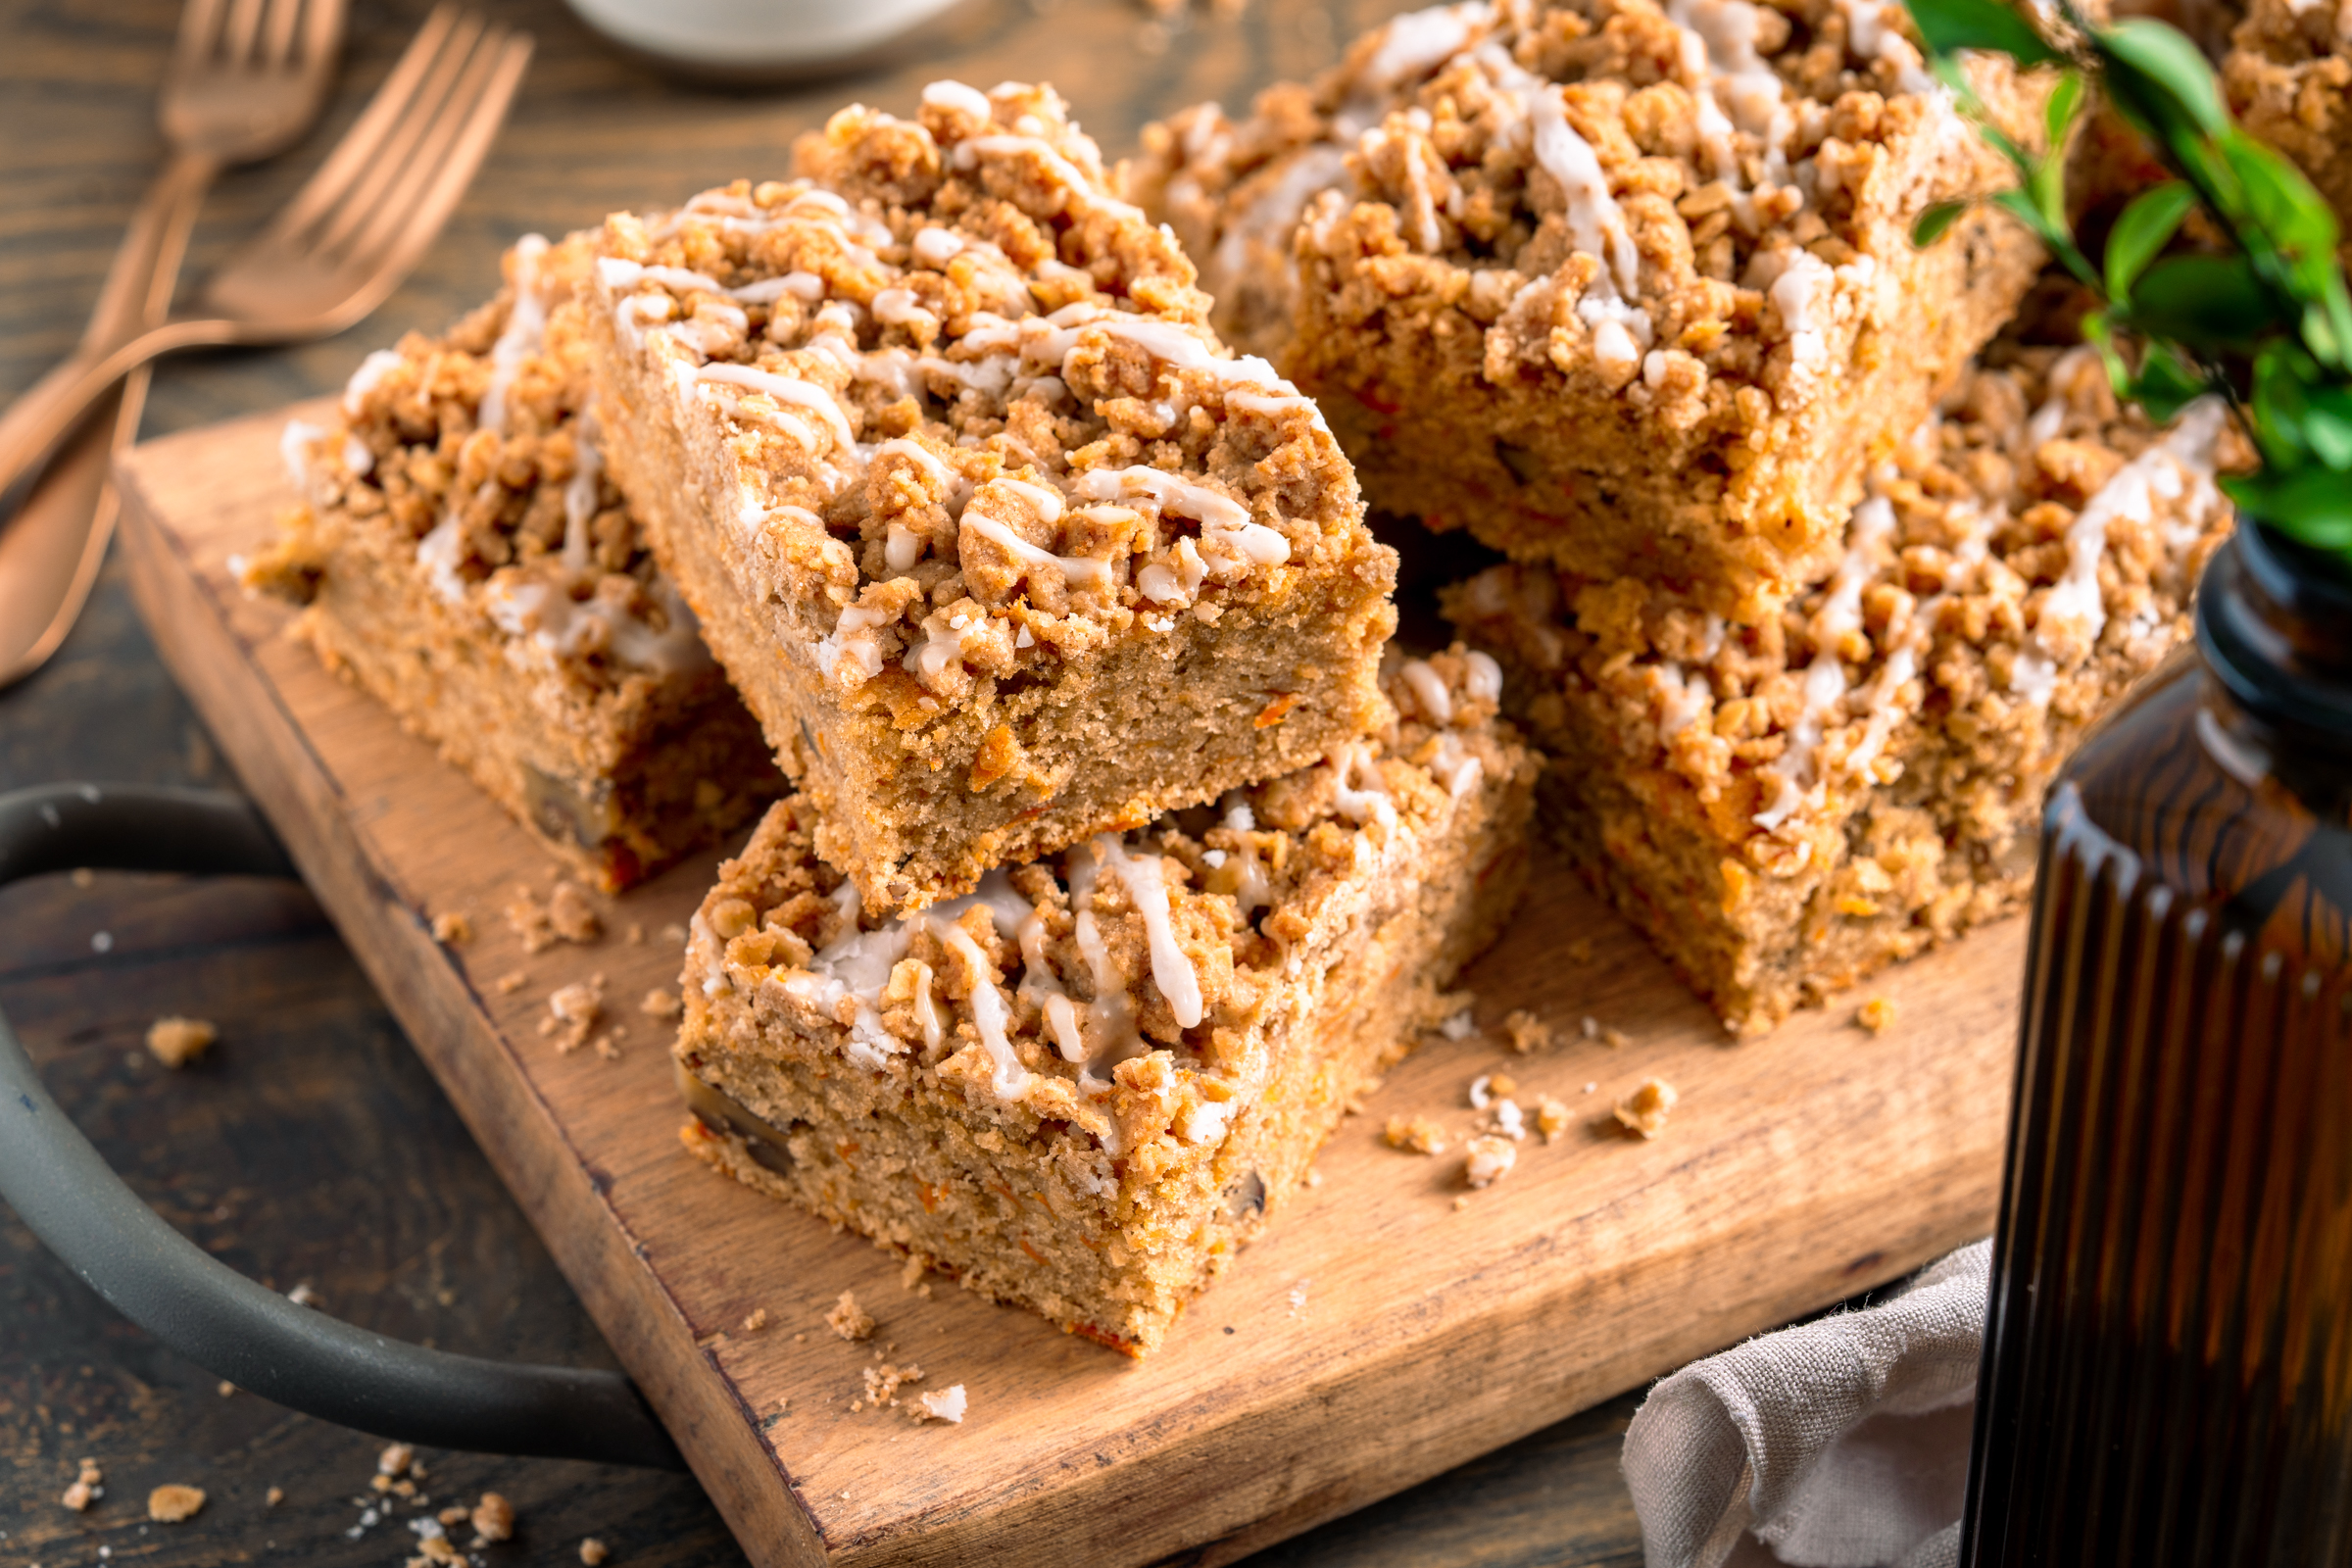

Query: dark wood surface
[{"left": 0, "top": 0, "right": 1654, "bottom": 1561}]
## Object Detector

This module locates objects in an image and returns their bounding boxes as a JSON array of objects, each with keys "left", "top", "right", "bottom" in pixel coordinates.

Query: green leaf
[
  {"left": 1912, "top": 200, "right": 1972, "bottom": 246},
  {"left": 1905, "top": 0, "right": 2062, "bottom": 65},
  {"left": 2095, "top": 19, "right": 2231, "bottom": 141},
  {"left": 1991, "top": 185, "right": 2073, "bottom": 250},
  {"left": 2044, "top": 69, "right": 2087, "bottom": 151},
  {"left": 2125, "top": 254, "right": 2286, "bottom": 349},
  {"left": 2103, "top": 181, "right": 2195, "bottom": 302},
  {"left": 2224, "top": 466, "right": 2352, "bottom": 546},
  {"left": 2125, "top": 342, "right": 2213, "bottom": 423}
]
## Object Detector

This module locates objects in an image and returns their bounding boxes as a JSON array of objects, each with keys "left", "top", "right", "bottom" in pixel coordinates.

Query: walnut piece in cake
[
  {"left": 1447, "top": 340, "right": 2238, "bottom": 1033},
  {"left": 243, "top": 234, "right": 778, "bottom": 892},
  {"left": 1133, "top": 0, "right": 2055, "bottom": 620},
  {"left": 587, "top": 81, "right": 1398, "bottom": 916},
  {"left": 675, "top": 651, "right": 1537, "bottom": 1352}
]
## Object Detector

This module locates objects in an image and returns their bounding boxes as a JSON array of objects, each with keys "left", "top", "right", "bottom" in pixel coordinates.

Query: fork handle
[
  {"left": 84, "top": 150, "right": 219, "bottom": 355},
  {"left": 0, "top": 318, "right": 241, "bottom": 511}
]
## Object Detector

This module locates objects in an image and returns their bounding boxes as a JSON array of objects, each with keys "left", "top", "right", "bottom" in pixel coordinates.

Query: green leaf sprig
[{"left": 1905, "top": 0, "right": 2352, "bottom": 560}]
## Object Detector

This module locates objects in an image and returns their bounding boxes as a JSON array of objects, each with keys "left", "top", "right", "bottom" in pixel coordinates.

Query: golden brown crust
[{"left": 1446, "top": 344, "right": 2240, "bottom": 1032}]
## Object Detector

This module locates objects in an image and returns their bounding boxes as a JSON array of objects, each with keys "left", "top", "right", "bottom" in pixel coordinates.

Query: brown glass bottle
[{"left": 1961, "top": 522, "right": 2352, "bottom": 1564}]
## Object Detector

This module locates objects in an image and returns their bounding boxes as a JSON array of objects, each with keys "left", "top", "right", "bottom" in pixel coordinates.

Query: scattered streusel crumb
[
  {"left": 379, "top": 1443, "right": 414, "bottom": 1476},
  {"left": 1615, "top": 1079, "right": 1680, "bottom": 1140},
  {"left": 625, "top": 922, "right": 644, "bottom": 944},
  {"left": 1303, "top": 1166, "right": 1324, "bottom": 1188},
  {"left": 660, "top": 922, "right": 687, "bottom": 946},
  {"left": 826, "top": 1290, "right": 875, "bottom": 1342},
  {"left": 430, "top": 910, "right": 472, "bottom": 945},
  {"left": 543, "top": 975, "right": 607, "bottom": 1054},
  {"left": 267, "top": 1486, "right": 285, "bottom": 1507},
  {"left": 408, "top": 1538, "right": 465, "bottom": 1567},
  {"left": 1463, "top": 1135, "right": 1517, "bottom": 1188},
  {"left": 742, "top": 1307, "right": 769, "bottom": 1334},
  {"left": 1468, "top": 1072, "right": 1517, "bottom": 1108},
  {"left": 217, "top": 1380, "right": 235, "bottom": 1396},
  {"left": 1602, "top": 1025, "right": 1632, "bottom": 1050},
  {"left": 145, "top": 1016, "right": 216, "bottom": 1067},
  {"left": 1567, "top": 937, "right": 1594, "bottom": 963},
  {"left": 470, "top": 1491, "right": 515, "bottom": 1544},
  {"left": 1534, "top": 1096, "right": 1570, "bottom": 1144},
  {"left": 912, "top": 1384, "right": 967, "bottom": 1424},
  {"left": 1504, "top": 1009, "right": 1552, "bottom": 1054},
  {"left": 640, "top": 988, "right": 682, "bottom": 1020},
  {"left": 899, "top": 1255, "right": 927, "bottom": 1291},
  {"left": 72, "top": 865, "right": 96, "bottom": 887},
  {"left": 1383, "top": 1114, "right": 1448, "bottom": 1155},
  {"left": 495, "top": 969, "right": 528, "bottom": 995},
  {"left": 861, "top": 1361, "right": 925, "bottom": 1408},
  {"left": 580, "top": 1540, "right": 611, "bottom": 1565},
  {"left": 1857, "top": 997, "right": 1897, "bottom": 1035},
  {"left": 61, "top": 1457, "right": 102, "bottom": 1510},
  {"left": 549, "top": 881, "right": 602, "bottom": 943},
  {"left": 505, "top": 886, "right": 557, "bottom": 953},
  {"left": 1451, "top": 1194, "right": 1473, "bottom": 1211},
  {"left": 148, "top": 1484, "right": 206, "bottom": 1522}
]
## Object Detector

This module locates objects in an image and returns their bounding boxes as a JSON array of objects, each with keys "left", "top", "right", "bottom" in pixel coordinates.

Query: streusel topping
[
  {"left": 1446, "top": 348, "right": 2239, "bottom": 863},
  {"left": 597, "top": 80, "right": 1378, "bottom": 716},
  {"left": 687, "top": 651, "right": 1519, "bottom": 1159},
  {"left": 1136, "top": 0, "right": 2031, "bottom": 396},
  {"left": 266, "top": 234, "right": 707, "bottom": 687}
]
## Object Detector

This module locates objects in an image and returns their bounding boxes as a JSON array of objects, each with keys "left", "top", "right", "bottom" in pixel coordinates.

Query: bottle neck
[{"left": 2196, "top": 522, "right": 2352, "bottom": 758}]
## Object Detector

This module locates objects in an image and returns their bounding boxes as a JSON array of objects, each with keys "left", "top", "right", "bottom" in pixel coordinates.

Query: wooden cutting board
[{"left": 113, "top": 402, "right": 2016, "bottom": 1568}]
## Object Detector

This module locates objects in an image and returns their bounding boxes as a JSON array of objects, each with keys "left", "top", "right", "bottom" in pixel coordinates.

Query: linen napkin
[{"left": 1620, "top": 1240, "right": 1991, "bottom": 1568}]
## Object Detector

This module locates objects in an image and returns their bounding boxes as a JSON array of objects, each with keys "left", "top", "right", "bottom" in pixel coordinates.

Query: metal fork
[
  {"left": 0, "top": 0, "right": 345, "bottom": 687},
  {"left": 0, "top": 7, "right": 533, "bottom": 508}
]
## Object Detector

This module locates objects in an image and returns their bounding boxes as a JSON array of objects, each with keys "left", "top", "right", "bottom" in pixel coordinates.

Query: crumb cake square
[
  {"left": 1445, "top": 345, "right": 2238, "bottom": 1035},
  {"left": 2227, "top": 0, "right": 2352, "bottom": 231},
  {"left": 586, "top": 81, "right": 1398, "bottom": 917},
  {"left": 241, "top": 235, "right": 778, "bottom": 891},
  {"left": 674, "top": 650, "right": 1538, "bottom": 1353},
  {"left": 1132, "top": 0, "right": 2054, "bottom": 620}
]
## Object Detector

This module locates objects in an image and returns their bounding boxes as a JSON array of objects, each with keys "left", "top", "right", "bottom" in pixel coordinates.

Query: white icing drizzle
[
  {"left": 964, "top": 511, "right": 1111, "bottom": 588},
  {"left": 933, "top": 918, "right": 1026, "bottom": 1095},
  {"left": 697, "top": 362, "right": 858, "bottom": 451},
  {"left": 341, "top": 433, "right": 372, "bottom": 477},
  {"left": 342, "top": 350, "right": 406, "bottom": 416},
  {"left": 815, "top": 603, "right": 891, "bottom": 684},
  {"left": 563, "top": 405, "right": 604, "bottom": 572},
  {"left": 280, "top": 419, "right": 323, "bottom": 494},
  {"left": 1463, "top": 649, "right": 1503, "bottom": 703},
  {"left": 1431, "top": 732, "right": 1485, "bottom": 799},
  {"left": 1329, "top": 743, "right": 1398, "bottom": 833},
  {"left": 872, "top": 286, "right": 942, "bottom": 338},
  {"left": 1071, "top": 466, "right": 1290, "bottom": 568},
  {"left": 478, "top": 234, "right": 550, "bottom": 436},
  {"left": 1096, "top": 835, "right": 1204, "bottom": 1029},
  {"left": 1400, "top": 658, "right": 1453, "bottom": 724},
  {"left": 1753, "top": 494, "right": 1896, "bottom": 830},
  {"left": 921, "top": 78, "right": 995, "bottom": 122}
]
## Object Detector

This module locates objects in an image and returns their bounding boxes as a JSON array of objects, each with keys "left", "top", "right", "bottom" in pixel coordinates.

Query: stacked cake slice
[
  {"left": 584, "top": 83, "right": 1538, "bottom": 1351},
  {"left": 1134, "top": 0, "right": 2237, "bottom": 1034},
  {"left": 242, "top": 232, "right": 779, "bottom": 890}
]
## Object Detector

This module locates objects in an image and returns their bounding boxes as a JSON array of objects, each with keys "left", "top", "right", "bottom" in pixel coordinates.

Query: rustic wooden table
[{"left": 0, "top": 0, "right": 1651, "bottom": 1562}]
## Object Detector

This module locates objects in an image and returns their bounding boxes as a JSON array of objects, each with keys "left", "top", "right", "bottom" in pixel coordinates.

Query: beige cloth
[{"left": 1620, "top": 1241, "right": 1990, "bottom": 1568}]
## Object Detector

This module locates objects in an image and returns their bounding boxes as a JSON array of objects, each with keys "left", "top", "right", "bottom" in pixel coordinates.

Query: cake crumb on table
[
  {"left": 542, "top": 975, "right": 607, "bottom": 1054},
  {"left": 1383, "top": 1115, "right": 1448, "bottom": 1156},
  {"left": 741, "top": 1307, "right": 768, "bottom": 1334},
  {"left": 147, "top": 1484, "right": 206, "bottom": 1522},
  {"left": 1857, "top": 997, "right": 1898, "bottom": 1035},
  {"left": 580, "top": 1540, "right": 610, "bottom": 1565},
  {"left": 640, "top": 988, "right": 682, "bottom": 1020},
  {"left": 912, "top": 1385, "right": 968, "bottom": 1424},
  {"left": 378, "top": 1443, "right": 414, "bottom": 1476},
  {"left": 469, "top": 1492, "right": 515, "bottom": 1544},
  {"left": 217, "top": 1380, "right": 234, "bottom": 1396},
  {"left": 861, "top": 1361, "right": 924, "bottom": 1408},
  {"left": 266, "top": 1487, "right": 285, "bottom": 1507},
  {"left": 548, "top": 881, "right": 602, "bottom": 943},
  {"left": 1463, "top": 1135, "right": 1517, "bottom": 1189},
  {"left": 61, "top": 1457, "right": 101, "bottom": 1510},
  {"left": 145, "top": 1016, "right": 216, "bottom": 1067},
  {"left": 1534, "top": 1096, "right": 1570, "bottom": 1144},
  {"left": 505, "top": 887, "right": 558, "bottom": 953},
  {"left": 1567, "top": 938, "right": 1593, "bottom": 964},
  {"left": 898, "top": 1255, "right": 926, "bottom": 1291},
  {"left": 1503, "top": 1010, "right": 1551, "bottom": 1054},
  {"left": 826, "top": 1291, "right": 875, "bottom": 1342},
  {"left": 429, "top": 910, "right": 471, "bottom": 945},
  {"left": 1467, "top": 1073, "right": 1516, "bottom": 1108},
  {"left": 1615, "top": 1080, "right": 1681, "bottom": 1141}
]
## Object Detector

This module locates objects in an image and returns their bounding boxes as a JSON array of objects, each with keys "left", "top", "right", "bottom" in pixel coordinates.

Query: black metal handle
[{"left": 0, "top": 783, "right": 685, "bottom": 1471}]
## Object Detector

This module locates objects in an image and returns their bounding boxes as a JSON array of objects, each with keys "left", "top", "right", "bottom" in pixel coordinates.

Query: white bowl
[{"left": 567, "top": 0, "right": 968, "bottom": 78}]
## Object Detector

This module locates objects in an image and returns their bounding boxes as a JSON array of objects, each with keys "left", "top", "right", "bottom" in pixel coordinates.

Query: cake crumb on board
[
  {"left": 580, "top": 1537, "right": 611, "bottom": 1564},
  {"left": 494, "top": 970, "right": 529, "bottom": 995},
  {"left": 1856, "top": 997, "right": 1897, "bottom": 1034},
  {"left": 470, "top": 1492, "right": 515, "bottom": 1544},
  {"left": 1383, "top": 1114, "right": 1448, "bottom": 1155},
  {"left": 266, "top": 1486, "right": 285, "bottom": 1507},
  {"left": 543, "top": 975, "right": 607, "bottom": 1054},
  {"left": 826, "top": 1291, "right": 875, "bottom": 1342},
  {"left": 549, "top": 881, "right": 602, "bottom": 943},
  {"left": 1463, "top": 1135, "right": 1517, "bottom": 1188},
  {"left": 741, "top": 1307, "right": 769, "bottom": 1333},
  {"left": 430, "top": 910, "right": 472, "bottom": 945},
  {"left": 640, "top": 988, "right": 682, "bottom": 1020},
  {"left": 1503, "top": 1009, "right": 1552, "bottom": 1054},
  {"left": 1615, "top": 1079, "right": 1680, "bottom": 1140},
  {"left": 145, "top": 1016, "right": 216, "bottom": 1067},
  {"left": 148, "top": 1484, "right": 206, "bottom": 1522},
  {"left": 1534, "top": 1096, "right": 1570, "bottom": 1143},
  {"left": 912, "top": 1385, "right": 967, "bottom": 1424}
]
